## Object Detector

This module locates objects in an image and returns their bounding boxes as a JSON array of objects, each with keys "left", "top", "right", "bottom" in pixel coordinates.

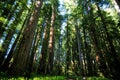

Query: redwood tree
[{"left": 7, "top": 0, "right": 43, "bottom": 76}]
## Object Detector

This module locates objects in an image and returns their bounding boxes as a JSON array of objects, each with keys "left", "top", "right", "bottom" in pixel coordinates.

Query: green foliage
[
  {"left": 17, "top": 1, "right": 28, "bottom": 9},
  {"left": 0, "top": 0, "right": 120, "bottom": 80},
  {"left": 0, "top": 74, "right": 65, "bottom": 80},
  {"left": 31, "top": 75, "right": 65, "bottom": 80},
  {"left": 87, "top": 76, "right": 109, "bottom": 80},
  {"left": 0, "top": 17, "right": 5, "bottom": 23},
  {"left": 0, "top": 74, "right": 109, "bottom": 80}
]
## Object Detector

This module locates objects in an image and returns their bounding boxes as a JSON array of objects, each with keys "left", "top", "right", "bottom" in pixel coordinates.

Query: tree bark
[
  {"left": 7, "top": 0, "right": 43, "bottom": 76},
  {"left": 47, "top": 4, "right": 56, "bottom": 74},
  {"left": 37, "top": 21, "right": 50, "bottom": 74},
  {"left": 96, "top": 3, "right": 120, "bottom": 79},
  {"left": 0, "top": 9, "right": 24, "bottom": 67}
]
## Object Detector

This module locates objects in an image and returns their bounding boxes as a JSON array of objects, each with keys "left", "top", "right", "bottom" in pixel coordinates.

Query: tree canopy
[{"left": 0, "top": 0, "right": 120, "bottom": 80}]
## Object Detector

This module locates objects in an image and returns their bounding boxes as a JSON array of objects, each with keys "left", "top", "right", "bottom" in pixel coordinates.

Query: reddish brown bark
[
  {"left": 7, "top": 0, "right": 43, "bottom": 76},
  {"left": 47, "top": 5, "right": 56, "bottom": 74}
]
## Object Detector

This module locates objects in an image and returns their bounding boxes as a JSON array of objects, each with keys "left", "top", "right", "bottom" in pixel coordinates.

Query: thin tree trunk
[
  {"left": 37, "top": 21, "right": 50, "bottom": 74},
  {"left": 83, "top": 26, "right": 93, "bottom": 76},
  {"left": 0, "top": 0, "right": 19, "bottom": 38},
  {"left": 47, "top": 4, "right": 56, "bottom": 74},
  {"left": 74, "top": 20, "right": 85, "bottom": 76},
  {"left": 0, "top": 9, "right": 24, "bottom": 66},
  {"left": 0, "top": 18, "right": 25, "bottom": 72}
]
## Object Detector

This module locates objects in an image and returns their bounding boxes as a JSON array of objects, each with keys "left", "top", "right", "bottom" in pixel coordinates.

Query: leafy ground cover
[
  {"left": 0, "top": 75, "right": 109, "bottom": 80},
  {"left": 0, "top": 73, "right": 109, "bottom": 80}
]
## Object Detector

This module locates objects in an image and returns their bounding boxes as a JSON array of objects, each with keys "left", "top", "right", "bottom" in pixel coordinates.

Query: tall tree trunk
[
  {"left": 32, "top": 21, "right": 46, "bottom": 73},
  {"left": 0, "top": 9, "right": 33, "bottom": 73},
  {"left": 96, "top": 3, "right": 120, "bottom": 79},
  {"left": 47, "top": 4, "right": 56, "bottom": 74},
  {"left": 0, "top": 9, "right": 24, "bottom": 66},
  {"left": 0, "top": 14, "right": 27, "bottom": 72},
  {"left": 27, "top": 25, "right": 41, "bottom": 75},
  {"left": 82, "top": 25, "right": 93, "bottom": 76},
  {"left": 7, "top": 0, "right": 43, "bottom": 76},
  {"left": 65, "top": 21, "right": 72, "bottom": 76},
  {"left": 75, "top": 20, "right": 84, "bottom": 76},
  {"left": 37, "top": 20, "right": 50, "bottom": 74},
  {"left": 85, "top": 3, "right": 109, "bottom": 77}
]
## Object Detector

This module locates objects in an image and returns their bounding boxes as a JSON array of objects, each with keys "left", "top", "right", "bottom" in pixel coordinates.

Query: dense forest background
[{"left": 0, "top": 0, "right": 120, "bottom": 80}]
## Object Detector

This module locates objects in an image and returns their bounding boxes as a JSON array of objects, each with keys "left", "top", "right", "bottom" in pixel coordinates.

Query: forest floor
[{"left": 0, "top": 74, "right": 109, "bottom": 80}]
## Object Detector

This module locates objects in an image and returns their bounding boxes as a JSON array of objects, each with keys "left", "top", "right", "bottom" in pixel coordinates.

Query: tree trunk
[
  {"left": 1, "top": 9, "right": 33, "bottom": 73},
  {"left": 75, "top": 20, "right": 85, "bottom": 76},
  {"left": 83, "top": 25, "right": 93, "bottom": 76},
  {"left": 0, "top": 9, "right": 24, "bottom": 67},
  {"left": 7, "top": 0, "right": 43, "bottom": 76},
  {"left": 47, "top": 4, "right": 56, "bottom": 74},
  {"left": 0, "top": 0, "right": 18, "bottom": 38},
  {"left": 37, "top": 21, "right": 50, "bottom": 74},
  {"left": 85, "top": 3, "right": 109, "bottom": 77},
  {"left": 96, "top": 3, "right": 120, "bottom": 79}
]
